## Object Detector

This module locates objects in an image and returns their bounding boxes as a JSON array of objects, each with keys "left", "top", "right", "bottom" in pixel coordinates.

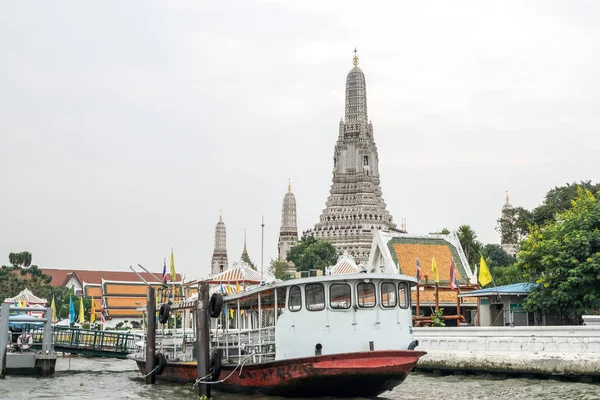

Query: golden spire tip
[
  {"left": 288, "top": 179, "right": 291, "bottom": 193},
  {"left": 353, "top": 47, "right": 359, "bottom": 67}
]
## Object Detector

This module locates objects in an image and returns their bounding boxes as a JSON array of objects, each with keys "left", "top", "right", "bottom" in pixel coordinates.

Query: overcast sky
[{"left": 1, "top": 1, "right": 599, "bottom": 279}]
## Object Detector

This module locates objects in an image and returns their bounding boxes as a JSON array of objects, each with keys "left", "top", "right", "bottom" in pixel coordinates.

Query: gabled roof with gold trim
[{"left": 367, "top": 230, "right": 476, "bottom": 285}]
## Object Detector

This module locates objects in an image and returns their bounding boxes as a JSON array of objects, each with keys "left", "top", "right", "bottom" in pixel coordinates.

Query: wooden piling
[
  {"left": 196, "top": 282, "right": 211, "bottom": 398},
  {"left": 145, "top": 287, "right": 156, "bottom": 384}
]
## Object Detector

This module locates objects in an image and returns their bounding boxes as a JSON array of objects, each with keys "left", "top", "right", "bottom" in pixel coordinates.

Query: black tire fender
[
  {"left": 154, "top": 352, "right": 167, "bottom": 376},
  {"left": 209, "top": 293, "right": 224, "bottom": 318},
  {"left": 209, "top": 349, "right": 222, "bottom": 382},
  {"left": 158, "top": 303, "right": 170, "bottom": 324}
]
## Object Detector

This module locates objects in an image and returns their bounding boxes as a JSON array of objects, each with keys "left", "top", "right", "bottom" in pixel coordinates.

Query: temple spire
[
  {"left": 307, "top": 51, "right": 395, "bottom": 265},
  {"left": 279, "top": 182, "right": 299, "bottom": 261},
  {"left": 505, "top": 190, "right": 510, "bottom": 204},
  {"left": 211, "top": 212, "right": 228, "bottom": 274}
]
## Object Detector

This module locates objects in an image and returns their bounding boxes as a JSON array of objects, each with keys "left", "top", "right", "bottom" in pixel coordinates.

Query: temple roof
[
  {"left": 367, "top": 230, "right": 477, "bottom": 285},
  {"left": 327, "top": 252, "right": 360, "bottom": 275},
  {"left": 40, "top": 268, "right": 180, "bottom": 287},
  {"left": 4, "top": 288, "right": 47, "bottom": 304},
  {"left": 209, "top": 262, "right": 273, "bottom": 284}
]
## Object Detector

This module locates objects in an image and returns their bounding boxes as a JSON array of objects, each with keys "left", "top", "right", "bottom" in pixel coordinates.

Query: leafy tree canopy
[
  {"left": 287, "top": 236, "right": 337, "bottom": 273},
  {"left": 269, "top": 260, "right": 294, "bottom": 281},
  {"left": 0, "top": 252, "right": 53, "bottom": 301},
  {"left": 518, "top": 188, "right": 600, "bottom": 323},
  {"left": 456, "top": 225, "right": 482, "bottom": 268},
  {"left": 480, "top": 244, "right": 515, "bottom": 269}
]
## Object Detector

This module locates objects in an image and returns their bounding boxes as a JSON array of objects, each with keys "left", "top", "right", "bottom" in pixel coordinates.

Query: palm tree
[{"left": 456, "top": 225, "right": 482, "bottom": 267}]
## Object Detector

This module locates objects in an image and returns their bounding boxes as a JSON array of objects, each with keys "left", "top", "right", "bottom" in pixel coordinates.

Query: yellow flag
[
  {"left": 51, "top": 296, "right": 57, "bottom": 324},
  {"left": 170, "top": 248, "right": 176, "bottom": 282},
  {"left": 90, "top": 297, "right": 96, "bottom": 323},
  {"left": 479, "top": 255, "right": 492, "bottom": 287},
  {"left": 227, "top": 283, "right": 232, "bottom": 294},
  {"left": 236, "top": 281, "right": 241, "bottom": 293},
  {"left": 229, "top": 309, "right": 234, "bottom": 319},
  {"left": 431, "top": 256, "right": 439, "bottom": 283},
  {"left": 78, "top": 297, "right": 85, "bottom": 323}
]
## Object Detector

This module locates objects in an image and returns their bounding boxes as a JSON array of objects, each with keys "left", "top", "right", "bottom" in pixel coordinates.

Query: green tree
[
  {"left": 456, "top": 225, "right": 482, "bottom": 267},
  {"left": 0, "top": 252, "right": 53, "bottom": 301},
  {"left": 480, "top": 244, "right": 515, "bottom": 269},
  {"left": 269, "top": 260, "right": 293, "bottom": 280},
  {"left": 492, "top": 264, "right": 525, "bottom": 286},
  {"left": 523, "top": 181, "right": 600, "bottom": 234},
  {"left": 518, "top": 188, "right": 600, "bottom": 324},
  {"left": 287, "top": 236, "right": 337, "bottom": 273}
]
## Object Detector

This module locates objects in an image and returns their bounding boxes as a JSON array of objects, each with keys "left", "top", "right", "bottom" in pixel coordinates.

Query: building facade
[
  {"left": 305, "top": 50, "right": 399, "bottom": 265},
  {"left": 278, "top": 182, "right": 298, "bottom": 262},
  {"left": 211, "top": 212, "right": 229, "bottom": 275}
]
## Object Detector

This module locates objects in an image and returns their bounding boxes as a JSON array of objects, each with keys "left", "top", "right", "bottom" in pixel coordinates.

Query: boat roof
[{"left": 223, "top": 273, "right": 417, "bottom": 302}]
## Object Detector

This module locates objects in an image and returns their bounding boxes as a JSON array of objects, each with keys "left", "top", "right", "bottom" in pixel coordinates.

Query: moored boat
[{"left": 132, "top": 273, "right": 425, "bottom": 397}]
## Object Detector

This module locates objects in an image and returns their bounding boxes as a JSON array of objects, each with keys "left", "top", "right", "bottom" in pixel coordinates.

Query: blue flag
[{"left": 69, "top": 296, "right": 75, "bottom": 323}]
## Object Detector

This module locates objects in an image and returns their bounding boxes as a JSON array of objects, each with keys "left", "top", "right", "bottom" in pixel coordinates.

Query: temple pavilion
[{"left": 367, "top": 230, "right": 479, "bottom": 326}]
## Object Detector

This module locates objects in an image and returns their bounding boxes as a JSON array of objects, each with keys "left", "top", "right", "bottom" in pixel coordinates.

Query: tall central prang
[{"left": 306, "top": 50, "right": 398, "bottom": 265}]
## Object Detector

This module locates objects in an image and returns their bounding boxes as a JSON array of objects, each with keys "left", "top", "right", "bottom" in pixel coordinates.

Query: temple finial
[
  {"left": 243, "top": 228, "right": 247, "bottom": 252},
  {"left": 219, "top": 209, "right": 222, "bottom": 222},
  {"left": 288, "top": 179, "right": 291, "bottom": 193},
  {"left": 505, "top": 191, "right": 510, "bottom": 204},
  {"left": 353, "top": 47, "right": 359, "bottom": 67}
]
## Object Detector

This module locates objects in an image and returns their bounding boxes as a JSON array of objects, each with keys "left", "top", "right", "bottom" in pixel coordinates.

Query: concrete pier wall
[{"left": 413, "top": 326, "right": 600, "bottom": 377}]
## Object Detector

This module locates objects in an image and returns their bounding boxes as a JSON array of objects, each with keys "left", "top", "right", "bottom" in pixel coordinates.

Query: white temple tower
[
  {"left": 278, "top": 181, "right": 299, "bottom": 261},
  {"left": 500, "top": 192, "right": 518, "bottom": 257},
  {"left": 211, "top": 211, "right": 229, "bottom": 275},
  {"left": 306, "top": 50, "right": 399, "bottom": 265}
]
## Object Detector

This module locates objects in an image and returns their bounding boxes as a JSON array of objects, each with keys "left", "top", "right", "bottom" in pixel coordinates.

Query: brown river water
[{"left": 1, "top": 357, "right": 599, "bottom": 400}]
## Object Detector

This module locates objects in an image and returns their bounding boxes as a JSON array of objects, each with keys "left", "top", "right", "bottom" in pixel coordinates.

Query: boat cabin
[{"left": 213, "top": 273, "right": 416, "bottom": 364}]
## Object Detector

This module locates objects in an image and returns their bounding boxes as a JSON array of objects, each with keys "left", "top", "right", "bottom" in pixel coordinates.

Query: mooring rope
[
  {"left": 193, "top": 355, "right": 251, "bottom": 387},
  {"left": 142, "top": 364, "right": 160, "bottom": 378}
]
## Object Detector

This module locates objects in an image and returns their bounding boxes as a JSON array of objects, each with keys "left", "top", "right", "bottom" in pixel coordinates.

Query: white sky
[{"left": 1, "top": 1, "right": 599, "bottom": 279}]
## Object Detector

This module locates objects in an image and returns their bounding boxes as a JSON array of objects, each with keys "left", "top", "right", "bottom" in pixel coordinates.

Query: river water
[{"left": 1, "top": 357, "right": 599, "bottom": 400}]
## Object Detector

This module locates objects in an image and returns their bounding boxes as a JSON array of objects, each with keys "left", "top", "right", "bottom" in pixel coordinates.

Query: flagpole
[{"left": 261, "top": 215, "right": 265, "bottom": 282}]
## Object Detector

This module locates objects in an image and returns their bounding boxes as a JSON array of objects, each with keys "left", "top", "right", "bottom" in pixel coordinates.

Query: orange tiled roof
[
  {"left": 388, "top": 237, "right": 470, "bottom": 285},
  {"left": 102, "top": 281, "right": 164, "bottom": 296}
]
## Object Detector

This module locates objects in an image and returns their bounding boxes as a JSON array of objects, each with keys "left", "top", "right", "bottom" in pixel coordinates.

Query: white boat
[{"left": 133, "top": 272, "right": 425, "bottom": 397}]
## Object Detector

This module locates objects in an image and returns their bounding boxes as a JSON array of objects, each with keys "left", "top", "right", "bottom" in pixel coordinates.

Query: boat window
[
  {"left": 330, "top": 283, "right": 351, "bottom": 309},
  {"left": 381, "top": 282, "right": 397, "bottom": 308},
  {"left": 398, "top": 282, "right": 409, "bottom": 309},
  {"left": 357, "top": 282, "right": 376, "bottom": 308},
  {"left": 288, "top": 286, "right": 302, "bottom": 312},
  {"left": 305, "top": 283, "right": 325, "bottom": 311}
]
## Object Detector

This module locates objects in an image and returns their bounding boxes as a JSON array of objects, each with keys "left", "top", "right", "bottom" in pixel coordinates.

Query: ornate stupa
[
  {"left": 305, "top": 49, "right": 399, "bottom": 265},
  {"left": 278, "top": 181, "right": 299, "bottom": 262},
  {"left": 211, "top": 211, "right": 229, "bottom": 275}
]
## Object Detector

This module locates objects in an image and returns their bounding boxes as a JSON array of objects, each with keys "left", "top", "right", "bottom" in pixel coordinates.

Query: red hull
[{"left": 135, "top": 350, "right": 426, "bottom": 397}]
